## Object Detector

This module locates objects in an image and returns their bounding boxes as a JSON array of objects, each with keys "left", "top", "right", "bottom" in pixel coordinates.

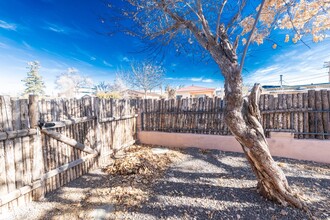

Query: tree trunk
[
  {"left": 144, "top": 90, "right": 147, "bottom": 99},
  {"left": 221, "top": 64, "right": 310, "bottom": 213}
]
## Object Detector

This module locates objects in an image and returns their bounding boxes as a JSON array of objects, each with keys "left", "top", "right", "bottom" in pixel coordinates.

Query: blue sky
[{"left": 0, "top": 0, "right": 329, "bottom": 96}]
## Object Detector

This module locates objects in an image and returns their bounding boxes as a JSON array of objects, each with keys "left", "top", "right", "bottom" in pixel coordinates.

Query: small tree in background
[
  {"left": 22, "top": 61, "right": 45, "bottom": 96},
  {"left": 124, "top": 61, "right": 165, "bottom": 98},
  {"left": 109, "top": 75, "right": 129, "bottom": 97},
  {"left": 55, "top": 68, "right": 93, "bottom": 98},
  {"left": 94, "top": 76, "right": 130, "bottom": 99},
  {"left": 165, "top": 85, "right": 176, "bottom": 99},
  {"left": 94, "top": 81, "right": 110, "bottom": 93}
]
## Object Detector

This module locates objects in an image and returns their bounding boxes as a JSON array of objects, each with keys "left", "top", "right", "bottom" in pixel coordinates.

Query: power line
[
  {"left": 285, "top": 74, "right": 328, "bottom": 84},
  {"left": 323, "top": 61, "right": 330, "bottom": 83}
]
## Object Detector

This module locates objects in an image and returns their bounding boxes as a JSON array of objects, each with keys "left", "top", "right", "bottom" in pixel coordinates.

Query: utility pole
[
  {"left": 324, "top": 62, "right": 330, "bottom": 83},
  {"left": 280, "top": 75, "right": 283, "bottom": 88}
]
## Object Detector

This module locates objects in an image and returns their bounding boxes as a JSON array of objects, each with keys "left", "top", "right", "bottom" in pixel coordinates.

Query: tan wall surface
[{"left": 138, "top": 131, "right": 330, "bottom": 164}]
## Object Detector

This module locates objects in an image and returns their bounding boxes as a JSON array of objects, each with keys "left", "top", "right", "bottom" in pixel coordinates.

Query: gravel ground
[{"left": 1, "top": 147, "right": 330, "bottom": 220}]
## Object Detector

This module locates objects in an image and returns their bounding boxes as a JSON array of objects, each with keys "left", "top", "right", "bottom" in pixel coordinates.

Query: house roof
[{"left": 176, "top": 85, "right": 215, "bottom": 93}]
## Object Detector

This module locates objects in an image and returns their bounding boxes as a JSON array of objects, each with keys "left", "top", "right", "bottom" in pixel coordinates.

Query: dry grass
[{"left": 101, "top": 145, "right": 185, "bottom": 209}]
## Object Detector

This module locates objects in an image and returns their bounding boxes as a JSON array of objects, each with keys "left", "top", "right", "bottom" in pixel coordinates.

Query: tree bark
[{"left": 219, "top": 60, "right": 309, "bottom": 212}]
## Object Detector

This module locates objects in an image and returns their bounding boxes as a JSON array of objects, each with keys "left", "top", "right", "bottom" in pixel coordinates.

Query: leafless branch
[
  {"left": 226, "top": 0, "right": 246, "bottom": 31},
  {"left": 282, "top": 0, "right": 311, "bottom": 49},
  {"left": 215, "top": 0, "right": 227, "bottom": 44},
  {"left": 196, "top": 0, "right": 214, "bottom": 41},
  {"left": 240, "top": 0, "right": 266, "bottom": 74}
]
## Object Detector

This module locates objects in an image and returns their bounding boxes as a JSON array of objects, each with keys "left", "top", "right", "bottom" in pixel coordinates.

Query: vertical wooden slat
[
  {"left": 29, "top": 95, "right": 44, "bottom": 200},
  {"left": 328, "top": 91, "right": 330, "bottom": 138},
  {"left": 323, "top": 90, "right": 330, "bottom": 139},
  {"left": 268, "top": 95, "right": 274, "bottom": 131},
  {"left": 2, "top": 96, "right": 16, "bottom": 208},
  {"left": 0, "top": 140, "right": 7, "bottom": 212},
  {"left": 274, "top": 97, "right": 279, "bottom": 130},
  {"left": 263, "top": 95, "right": 269, "bottom": 133},
  {"left": 11, "top": 98, "right": 24, "bottom": 206},
  {"left": 303, "top": 93, "right": 309, "bottom": 139},
  {"left": 0, "top": 96, "right": 9, "bottom": 212},
  {"left": 259, "top": 95, "right": 265, "bottom": 129},
  {"left": 308, "top": 90, "right": 316, "bottom": 139},
  {"left": 315, "top": 91, "right": 324, "bottom": 139},
  {"left": 297, "top": 93, "right": 303, "bottom": 139},
  {"left": 292, "top": 94, "right": 299, "bottom": 138},
  {"left": 281, "top": 94, "right": 287, "bottom": 129}
]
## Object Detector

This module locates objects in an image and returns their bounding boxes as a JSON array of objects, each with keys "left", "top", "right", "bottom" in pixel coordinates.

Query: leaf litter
[{"left": 101, "top": 145, "right": 185, "bottom": 212}]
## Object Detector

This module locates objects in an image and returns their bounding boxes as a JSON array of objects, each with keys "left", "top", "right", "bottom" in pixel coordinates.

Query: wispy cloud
[
  {"left": 166, "top": 76, "right": 214, "bottom": 83},
  {"left": 122, "top": 57, "right": 129, "bottom": 62},
  {"left": 103, "top": 60, "right": 113, "bottom": 67},
  {"left": 0, "top": 42, "right": 9, "bottom": 49},
  {"left": 44, "top": 22, "right": 86, "bottom": 36},
  {"left": 73, "top": 45, "right": 97, "bottom": 61},
  {"left": 0, "top": 20, "right": 17, "bottom": 31},
  {"left": 202, "top": 79, "right": 214, "bottom": 83},
  {"left": 22, "top": 41, "right": 33, "bottom": 50},
  {"left": 247, "top": 42, "right": 330, "bottom": 86},
  {"left": 45, "top": 23, "right": 67, "bottom": 33},
  {"left": 191, "top": 77, "right": 203, "bottom": 82}
]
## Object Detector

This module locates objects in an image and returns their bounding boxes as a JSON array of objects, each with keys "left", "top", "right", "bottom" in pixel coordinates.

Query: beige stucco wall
[
  {"left": 138, "top": 131, "right": 330, "bottom": 164},
  {"left": 176, "top": 91, "right": 215, "bottom": 98}
]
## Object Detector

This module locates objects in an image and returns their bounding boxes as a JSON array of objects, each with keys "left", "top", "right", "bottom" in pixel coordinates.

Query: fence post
[
  {"left": 28, "top": 95, "right": 45, "bottom": 200},
  {"left": 93, "top": 97, "right": 102, "bottom": 164}
]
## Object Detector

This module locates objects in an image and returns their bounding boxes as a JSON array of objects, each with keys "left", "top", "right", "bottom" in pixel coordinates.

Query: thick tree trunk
[{"left": 219, "top": 59, "right": 309, "bottom": 213}]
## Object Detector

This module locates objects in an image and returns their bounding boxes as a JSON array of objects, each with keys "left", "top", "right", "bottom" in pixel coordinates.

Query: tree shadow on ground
[
  {"left": 23, "top": 147, "right": 330, "bottom": 220},
  {"left": 124, "top": 147, "right": 329, "bottom": 219}
]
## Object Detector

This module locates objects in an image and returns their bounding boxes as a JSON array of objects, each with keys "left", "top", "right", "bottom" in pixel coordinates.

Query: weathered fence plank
[
  {"left": 141, "top": 90, "right": 330, "bottom": 139},
  {"left": 0, "top": 96, "right": 137, "bottom": 213}
]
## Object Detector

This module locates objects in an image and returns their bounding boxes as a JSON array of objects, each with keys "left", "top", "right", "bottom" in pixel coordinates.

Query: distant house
[
  {"left": 262, "top": 82, "right": 330, "bottom": 95},
  {"left": 176, "top": 85, "right": 215, "bottom": 99}
]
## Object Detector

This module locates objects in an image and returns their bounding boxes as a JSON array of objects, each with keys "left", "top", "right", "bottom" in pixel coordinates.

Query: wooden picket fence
[
  {"left": 141, "top": 90, "right": 330, "bottom": 139},
  {"left": 1, "top": 89, "right": 330, "bottom": 213},
  {"left": 0, "top": 95, "right": 137, "bottom": 213}
]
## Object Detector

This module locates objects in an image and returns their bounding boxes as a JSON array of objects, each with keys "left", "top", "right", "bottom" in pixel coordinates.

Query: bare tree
[
  {"left": 125, "top": 61, "right": 165, "bottom": 98},
  {"left": 165, "top": 84, "right": 176, "bottom": 99},
  {"left": 106, "top": 0, "right": 330, "bottom": 212},
  {"left": 94, "top": 81, "right": 111, "bottom": 93},
  {"left": 55, "top": 68, "right": 93, "bottom": 98}
]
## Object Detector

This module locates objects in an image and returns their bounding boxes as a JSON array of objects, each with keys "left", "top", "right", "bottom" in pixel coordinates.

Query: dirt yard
[{"left": 1, "top": 145, "right": 330, "bottom": 220}]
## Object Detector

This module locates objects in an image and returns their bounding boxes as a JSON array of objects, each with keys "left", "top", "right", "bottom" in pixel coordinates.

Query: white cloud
[
  {"left": 122, "top": 57, "right": 129, "bottom": 62},
  {"left": 103, "top": 60, "right": 113, "bottom": 67},
  {"left": 46, "top": 24, "right": 66, "bottom": 33},
  {"left": 202, "top": 79, "right": 214, "bottom": 83},
  {"left": 191, "top": 77, "right": 203, "bottom": 82},
  {"left": 0, "top": 20, "right": 17, "bottom": 31}
]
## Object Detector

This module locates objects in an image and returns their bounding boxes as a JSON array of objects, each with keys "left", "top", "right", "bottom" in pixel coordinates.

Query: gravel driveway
[{"left": 2, "top": 147, "right": 330, "bottom": 220}]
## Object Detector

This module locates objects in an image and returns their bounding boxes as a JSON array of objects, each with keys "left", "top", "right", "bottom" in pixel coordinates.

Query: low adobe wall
[{"left": 138, "top": 131, "right": 330, "bottom": 164}]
